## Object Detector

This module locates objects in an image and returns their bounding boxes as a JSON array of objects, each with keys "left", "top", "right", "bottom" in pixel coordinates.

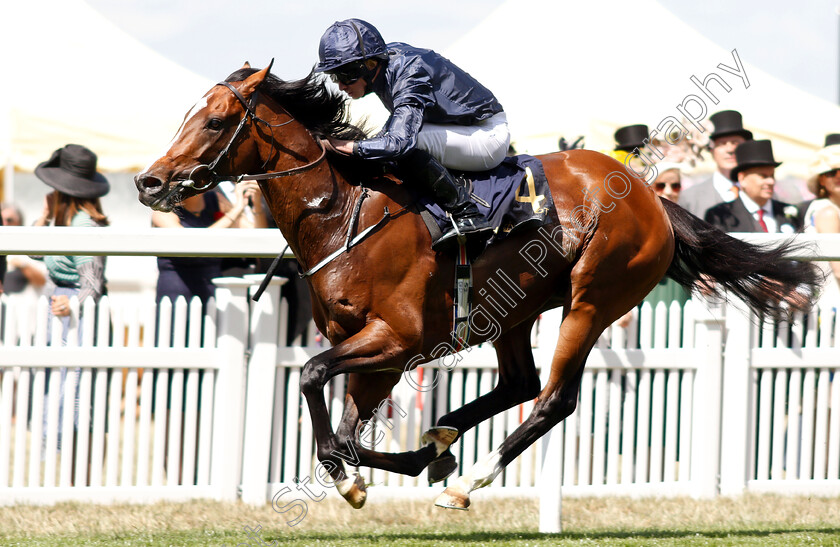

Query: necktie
[
  {"left": 731, "top": 185, "right": 739, "bottom": 199},
  {"left": 757, "top": 208, "right": 768, "bottom": 233}
]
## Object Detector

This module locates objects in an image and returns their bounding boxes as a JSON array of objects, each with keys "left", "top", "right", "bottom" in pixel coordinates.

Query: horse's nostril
[{"left": 135, "top": 174, "right": 163, "bottom": 194}]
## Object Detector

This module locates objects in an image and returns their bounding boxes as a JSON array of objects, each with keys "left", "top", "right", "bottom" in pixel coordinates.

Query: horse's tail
[{"left": 661, "top": 198, "right": 823, "bottom": 316}]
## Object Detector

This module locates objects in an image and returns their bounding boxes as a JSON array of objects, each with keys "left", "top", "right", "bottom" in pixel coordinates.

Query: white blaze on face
[{"left": 140, "top": 96, "right": 209, "bottom": 175}]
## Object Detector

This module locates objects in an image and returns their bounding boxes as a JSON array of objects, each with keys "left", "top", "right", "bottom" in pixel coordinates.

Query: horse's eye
[{"left": 206, "top": 118, "right": 224, "bottom": 131}]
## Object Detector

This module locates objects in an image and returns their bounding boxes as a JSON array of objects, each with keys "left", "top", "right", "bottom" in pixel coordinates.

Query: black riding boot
[{"left": 400, "top": 149, "right": 493, "bottom": 251}]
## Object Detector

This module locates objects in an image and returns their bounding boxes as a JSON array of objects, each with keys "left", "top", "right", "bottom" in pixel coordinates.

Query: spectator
[
  {"left": 33, "top": 145, "right": 110, "bottom": 323},
  {"left": 32, "top": 144, "right": 110, "bottom": 460},
  {"left": 802, "top": 139, "right": 840, "bottom": 304},
  {"left": 797, "top": 133, "right": 840, "bottom": 225},
  {"left": 215, "top": 180, "right": 269, "bottom": 277},
  {"left": 152, "top": 180, "right": 261, "bottom": 310},
  {"left": 2, "top": 203, "right": 48, "bottom": 296},
  {"left": 704, "top": 140, "right": 800, "bottom": 234},
  {"left": 0, "top": 210, "right": 4, "bottom": 294},
  {"left": 679, "top": 110, "right": 753, "bottom": 218},
  {"left": 612, "top": 124, "right": 649, "bottom": 155},
  {"left": 604, "top": 124, "right": 653, "bottom": 182},
  {"left": 608, "top": 124, "right": 650, "bottom": 174}
]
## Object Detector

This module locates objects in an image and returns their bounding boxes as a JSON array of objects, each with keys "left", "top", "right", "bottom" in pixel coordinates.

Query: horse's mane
[{"left": 225, "top": 68, "right": 369, "bottom": 141}]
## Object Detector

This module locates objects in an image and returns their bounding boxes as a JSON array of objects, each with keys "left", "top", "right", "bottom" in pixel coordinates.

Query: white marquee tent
[
  {"left": 0, "top": 0, "right": 213, "bottom": 199},
  {"left": 352, "top": 0, "right": 840, "bottom": 183}
]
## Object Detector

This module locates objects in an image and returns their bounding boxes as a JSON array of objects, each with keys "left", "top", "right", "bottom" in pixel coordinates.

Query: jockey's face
[
  {"left": 331, "top": 61, "right": 381, "bottom": 99},
  {"left": 338, "top": 78, "right": 368, "bottom": 99}
]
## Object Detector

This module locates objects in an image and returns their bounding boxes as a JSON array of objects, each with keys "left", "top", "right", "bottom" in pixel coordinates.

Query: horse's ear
[
  {"left": 241, "top": 60, "right": 274, "bottom": 95},
  {"left": 241, "top": 61, "right": 251, "bottom": 69}
]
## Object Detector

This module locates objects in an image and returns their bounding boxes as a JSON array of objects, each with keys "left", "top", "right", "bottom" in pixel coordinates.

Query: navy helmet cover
[{"left": 315, "top": 18, "right": 388, "bottom": 73}]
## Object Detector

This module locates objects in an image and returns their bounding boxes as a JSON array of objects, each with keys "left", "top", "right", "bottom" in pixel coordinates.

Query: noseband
[{"left": 156, "top": 80, "right": 327, "bottom": 206}]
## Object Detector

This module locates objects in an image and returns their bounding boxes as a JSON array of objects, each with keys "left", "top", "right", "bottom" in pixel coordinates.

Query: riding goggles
[{"left": 328, "top": 63, "right": 366, "bottom": 85}]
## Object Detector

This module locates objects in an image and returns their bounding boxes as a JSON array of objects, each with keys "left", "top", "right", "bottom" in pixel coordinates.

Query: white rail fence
[{"left": 0, "top": 229, "right": 839, "bottom": 532}]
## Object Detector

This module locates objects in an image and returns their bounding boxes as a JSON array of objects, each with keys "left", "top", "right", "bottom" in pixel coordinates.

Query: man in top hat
[
  {"left": 679, "top": 110, "right": 753, "bottom": 218},
  {"left": 608, "top": 124, "right": 652, "bottom": 177},
  {"left": 704, "top": 140, "right": 800, "bottom": 233},
  {"left": 609, "top": 124, "right": 648, "bottom": 160}
]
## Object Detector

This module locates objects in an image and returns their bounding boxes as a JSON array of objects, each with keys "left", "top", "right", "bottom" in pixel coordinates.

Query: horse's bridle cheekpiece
[{"left": 156, "top": 79, "right": 327, "bottom": 208}]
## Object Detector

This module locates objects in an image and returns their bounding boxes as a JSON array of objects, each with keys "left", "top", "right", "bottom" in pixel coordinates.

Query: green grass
[{"left": 2, "top": 495, "right": 840, "bottom": 545}]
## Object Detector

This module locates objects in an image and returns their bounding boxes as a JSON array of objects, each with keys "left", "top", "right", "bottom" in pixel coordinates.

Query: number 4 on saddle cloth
[{"left": 416, "top": 155, "right": 556, "bottom": 257}]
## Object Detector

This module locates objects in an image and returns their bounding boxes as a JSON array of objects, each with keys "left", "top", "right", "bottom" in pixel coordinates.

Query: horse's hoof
[
  {"left": 434, "top": 486, "right": 470, "bottom": 510},
  {"left": 421, "top": 426, "right": 459, "bottom": 457},
  {"left": 336, "top": 472, "right": 367, "bottom": 509},
  {"left": 427, "top": 452, "right": 458, "bottom": 484}
]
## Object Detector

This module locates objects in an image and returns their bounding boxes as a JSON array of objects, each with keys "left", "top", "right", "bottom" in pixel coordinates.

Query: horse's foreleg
[
  {"left": 435, "top": 302, "right": 600, "bottom": 510},
  {"left": 425, "top": 319, "right": 542, "bottom": 483},
  {"left": 300, "top": 320, "right": 436, "bottom": 508}
]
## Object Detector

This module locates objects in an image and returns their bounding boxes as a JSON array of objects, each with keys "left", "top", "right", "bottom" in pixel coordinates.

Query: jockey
[{"left": 315, "top": 18, "right": 510, "bottom": 250}]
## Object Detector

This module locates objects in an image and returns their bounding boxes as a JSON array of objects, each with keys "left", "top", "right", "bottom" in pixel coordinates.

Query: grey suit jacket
[{"left": 678, "top": 176, "right": 725, "bottom": 219}]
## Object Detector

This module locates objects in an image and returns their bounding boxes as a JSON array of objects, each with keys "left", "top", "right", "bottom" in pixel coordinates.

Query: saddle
[{"left": 415, "top": 155, "right": 556, "bottom": 253}]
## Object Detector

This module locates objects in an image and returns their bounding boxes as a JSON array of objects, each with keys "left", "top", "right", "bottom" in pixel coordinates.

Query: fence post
[
  {"left": 719, "top": 297, "right": 754, "bottom": 496},
  {"left": 690, "top": 295, "right": 725, "bottom": 498},
  {"left": 240, "top": 275, "right": 287, "bottom": 506},
  {"left": 210, "top": 277, "right": 252, "bottom": 501}
]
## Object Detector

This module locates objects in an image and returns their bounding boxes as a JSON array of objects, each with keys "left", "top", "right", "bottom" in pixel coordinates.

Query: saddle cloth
[{"left": 417, "top": 155, "right": 555, "bottom": 248}]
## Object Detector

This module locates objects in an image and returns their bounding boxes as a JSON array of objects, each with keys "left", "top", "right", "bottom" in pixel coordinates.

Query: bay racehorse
[{"left": 135, "top": 63, "right": 821, "bottom": 510}]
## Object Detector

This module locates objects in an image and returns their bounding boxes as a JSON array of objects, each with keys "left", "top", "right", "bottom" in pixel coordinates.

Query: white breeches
[{"left": 417, "top": 112, "right": 510, "bottom": 171}]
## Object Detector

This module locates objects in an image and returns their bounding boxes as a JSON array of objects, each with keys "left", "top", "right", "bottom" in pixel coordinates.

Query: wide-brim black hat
[
  {"left": 824, "top": 133, "right": 840, "bottom": 147},
  {"left": 729, "top": 139, "right": 781, "bottom": 181},
  {"left": 614, "top": 124, "right": 649, "bottom": 152},
  {"left": 34, "top": 144, "right": 110, "bottom": 199},
  {"left": 709, "top": 110, "right": 753, "bottom": 141}
]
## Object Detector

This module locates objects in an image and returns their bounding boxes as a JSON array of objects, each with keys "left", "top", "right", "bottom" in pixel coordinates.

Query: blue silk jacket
[{"left": 355, "top": 43, "right": 504, "bottom": 160}]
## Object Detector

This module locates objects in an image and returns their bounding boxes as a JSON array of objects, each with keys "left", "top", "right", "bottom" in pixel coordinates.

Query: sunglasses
[
  {"left": 329, "top": 64, "right": 365, "bottom": 86},
  {"left": 654, "top": 182, "right": 681, "bottom": 191},
  {"left": 822, "top": 168, "right": 840, "bottom": 178}
]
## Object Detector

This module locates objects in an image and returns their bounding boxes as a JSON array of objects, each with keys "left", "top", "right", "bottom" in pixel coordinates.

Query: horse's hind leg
[
  {"left": 435, "top": 298, "right": 602, "bottom": 510},
  {"left": 425, "top": 319, "right": 542, "bottom": 483}
]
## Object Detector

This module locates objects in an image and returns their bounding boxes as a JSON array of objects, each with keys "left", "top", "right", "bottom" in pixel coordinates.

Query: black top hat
[
  {"left": 709, "top": 110, "right": 753, "bottom": 141},
  {"left": 614, "top": 124, "right": 649, "bottom": 152},
  {"left": 34, "top": 144, "right": 110, "bottom": 199},
  {"left": 825, "top": 134, "right": 840, "bottom": 147},
  {"left": 729, "top": 140, "right": 781, "bottom": 181}
]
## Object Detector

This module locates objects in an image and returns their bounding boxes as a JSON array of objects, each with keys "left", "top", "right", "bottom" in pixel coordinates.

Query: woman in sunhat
[
  {"left": 34, "top": 144, "right": 110, "bottom": 318},
  {"left": 803, "top": 141, "right": 840, "bottom": 304},
  {"left": 32, "top": 144, "right": 109, "bottom": 459}
]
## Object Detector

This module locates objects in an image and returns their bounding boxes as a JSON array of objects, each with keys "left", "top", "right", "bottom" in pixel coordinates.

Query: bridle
[{"left": 154, "top": 80, "right": 327, "bottom": 207}]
